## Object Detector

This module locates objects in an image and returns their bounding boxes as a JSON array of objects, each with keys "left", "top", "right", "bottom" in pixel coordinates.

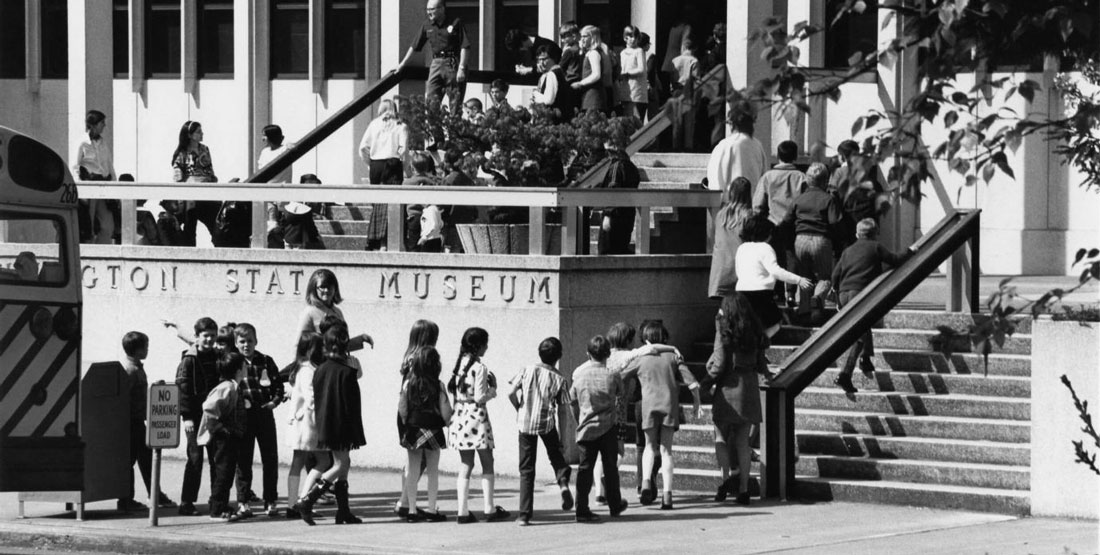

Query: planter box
[
  {"left": 1031, "top": 317, "right": 1100, "bottom": 519},
  {"left": 456, "top": 224, "right": 562, "bottom": 255}
]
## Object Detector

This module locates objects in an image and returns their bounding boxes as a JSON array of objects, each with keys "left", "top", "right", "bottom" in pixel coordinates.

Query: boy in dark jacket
[
  {"left": 175, "top": 317, "right": 220, "bottom": 516},
  {"left": 232, "top": 323, "right": 285, "bottom": 517},
  {"left": 831, "top": 219, "right": 914, "bottom": 393}
]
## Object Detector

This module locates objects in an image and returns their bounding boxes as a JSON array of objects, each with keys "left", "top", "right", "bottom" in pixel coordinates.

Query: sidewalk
[{"left": 1, "top": 456, "right": 1095, "bottom": 555}]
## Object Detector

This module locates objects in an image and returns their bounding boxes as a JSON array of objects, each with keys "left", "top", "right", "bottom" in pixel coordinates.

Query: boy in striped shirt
[{"left": 508, "top": 337, "right": 573, "bottom": 526}]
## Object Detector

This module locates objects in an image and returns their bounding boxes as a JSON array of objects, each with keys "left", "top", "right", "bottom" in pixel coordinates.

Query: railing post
[
  {"left": 120, "top": 199, "right": 137, "bottom": 245},
  {"left": 635, "top": 207, "right": 650, "bottom": 254},
  {"left": 761, "top": 387, "right": 795, "bottom": 501},
  {"left": 529, "top": 206, "right": 545, "bottom": 255},
  {"left": 968, "top": 222, "right": 980, "bottom": 314},
  {"left": 562, "top": 206, "right": 579, "bottom": 255},
  {"left": 250, "top": 201, "right": 266, "bottom": 249},
  {"left": 948, "top": 248, "right": 964, "bottom": 312},
  {"left": 387, "top": 204, "right": 404, "bottom": 252}
]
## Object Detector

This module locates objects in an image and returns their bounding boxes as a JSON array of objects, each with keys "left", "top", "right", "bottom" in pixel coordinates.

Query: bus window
[{"left": 0, "top": 212, "right": 66, "bottom": 286}]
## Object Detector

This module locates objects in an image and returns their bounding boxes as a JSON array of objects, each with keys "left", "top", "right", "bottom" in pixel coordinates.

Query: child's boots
[
  {"left": 297, "top": 479, "right": 333, "bottom": 526},
  {"left": 333, "top": 480, "right": 362, "bottom": 524}
]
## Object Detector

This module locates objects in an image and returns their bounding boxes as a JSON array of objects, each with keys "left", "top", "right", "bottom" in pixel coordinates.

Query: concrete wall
[
  {"left": 1030, "top": 317, "right": 1100, "bottom": 519},
  {"left": 77, "top": 246, "right": 713, "bottom": 477}
]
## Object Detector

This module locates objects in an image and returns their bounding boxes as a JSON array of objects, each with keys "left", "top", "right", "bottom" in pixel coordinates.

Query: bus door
[{"left": 0, "top": 126, "right": 84, "bottom": 491}]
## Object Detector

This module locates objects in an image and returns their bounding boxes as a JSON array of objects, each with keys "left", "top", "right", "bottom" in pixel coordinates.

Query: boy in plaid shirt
[
  {"left": 232, "top": 323, "right": 285, "bottom": 518},
  {"left": 508, "top": 337, "right": 573, "bottom": 526}
]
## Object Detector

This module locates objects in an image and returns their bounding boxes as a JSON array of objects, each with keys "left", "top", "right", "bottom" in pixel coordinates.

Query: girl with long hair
[
  {"left": 447, "top": 327, "right": 510, "bottom": 523},
  {"left": 283, "top": 331, "right": 331, "bottom": 519},
  {"left": 297, "top": 323, "right": 365, "bottom": 525},
  {"left": 399, "top": 347, "right": 453, "bottom": 522},
  {"left": 394, "top": 319, "right": 440, "bottom": 519},
  {"left": 708, "top": 176, "right": 756, "bottom": 299},
  {"left": 297, "top": 269, "right": 373, "bottom": 352},
  {"left": 170, "top": 120, "right": 219, "bottom": 245},
  {"left": 705, "top": 293, "right": 769, "bottom": 505}
]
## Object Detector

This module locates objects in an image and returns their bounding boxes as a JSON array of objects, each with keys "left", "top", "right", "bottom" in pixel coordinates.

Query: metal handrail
[
  {"left": 572, "top": 64, "right": 728, "bottom": 188},
  {"left": 758, "top": 209, "right": 981, "bottom": 501}
]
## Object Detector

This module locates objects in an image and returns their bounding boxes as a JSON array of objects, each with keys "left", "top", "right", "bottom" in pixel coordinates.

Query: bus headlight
[
  {"left": 30, "top": 307, "right": 53, "bottom": 340},
  {"left": 53, "top": 307, "right": 78, "bottom": 341}
]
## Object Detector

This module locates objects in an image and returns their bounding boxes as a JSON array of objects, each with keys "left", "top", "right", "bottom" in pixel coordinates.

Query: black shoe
[
  {"left": 595, "top": 495, "right": 607, "bottom": 505},
  {"left": 858, "top": 358, "right": 876, "bottom": 375},
  {"left": 735, "top": 492, "right": 751, "bottom": 506},
  {"left": 245, "top": 491, "right": 261, "bottom": 504},
  {"left": 575, "top": 510, "right": 600, "bottom": 523},
  {"left": 285, "top": 507, "right": 300, "bottom": 519},
  {"left": 117, "top": 499, "right": 148, "bottom": 512},
  {"left": 834, "top": 373, "right": 858, "bottom": 394},
  {"left": 561, "top": 488, "right": 574, "bottom": 511},
  {"left": 639, "top": 481, "right": 656, "bottom": 506},
  {"left": 714, "top": 472, "right": 740, "bottom": 502},
  {"left": 660, "top": 491, "right": 673, "bottom": 510},
  {"left": 485, "top": 506, "right": 511, "bottom": 522},
  {"left": 609, "top": 500, "right": 628, "bottom": 517},
  {"left": 158, "top": 495, "right": 177, "bottom": 509},
  {"left": 395, "top": 506, "right": 410, "bottom": 518},
  {"left": 177, "top": 502, "right": 202, "bottom": 516},
  {"left": 456, "top": 513, "right": 478, "bottom": 524},
  {"left": 420, "top": 509, "right": 447, "bottom": 522}
]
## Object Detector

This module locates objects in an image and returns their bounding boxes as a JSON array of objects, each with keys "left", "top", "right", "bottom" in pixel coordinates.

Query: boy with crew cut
[
  {"left": 119, "top": 331, "right": 176, "bottom": 512},
  {"left": 570, "top": 335, "right": 628, "bottom": 522},
  {"left": 232, "top": 323, "right": 285, "bottom": 518},
  {"left": 754, "top": 140, "right": 808, "bottom": 306},
  {"left": 508, "top": 337, "right": 574, "bottom": 526},
  {"left": 176, "top": 317, "right": 220, "bottom": 516}
]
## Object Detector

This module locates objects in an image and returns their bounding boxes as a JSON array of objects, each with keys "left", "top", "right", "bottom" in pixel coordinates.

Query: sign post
[{"left": 146, "top": 381, "right": 180, "bottom": 527}]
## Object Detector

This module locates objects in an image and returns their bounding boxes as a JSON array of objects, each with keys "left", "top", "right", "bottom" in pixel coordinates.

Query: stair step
[
  {"left": 796, "top": 388, "right": 1030, "bottom": 420},
  {"left": 631, "top": 153, "right": 712, "bottom": 168},
  {"left": 793, "top": 477, "right": 1030, "bottom": 515},
  {"left": 317, "top": 220, "right": 373, "bottom": 235},
  {"left": 752, "top": 348, "right": 1032, "bottom": 376},
  {"left": 882, "top": 310, "right": 1033, "bottom": 334},
  {"left": 810, "top": 369, "right": 1031, "bottom": 398},
  {"left": 773, "top": 327, "right": 1032, "bottom": 355},
  {"left": 319, "top": 234, "right": 369, "bottom": 251},
  {"left": 797, "top": 431, "right": 1031, "bottom": 465},
  {"left": 638, "top": 181, "right": 703, "bottom": 190},
  {"left": 638, "top": 167, "right": 708, "bottom": 182},
  {"left": 800, "top": 455, "right": 1029, "bottom": 490},
  {"left": 795, "top": 409, "right": 1031, "bottom": 443},
  {"left": 327, "top": 205, "right": 376, "bottom": 221}
]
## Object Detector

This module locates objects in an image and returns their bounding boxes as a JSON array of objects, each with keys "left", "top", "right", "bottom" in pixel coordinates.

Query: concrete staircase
[
  {"left": 621, "top": 310, "right": 1033, "bottom": 515},
  {"left": 313, "top": 152, "right": 710, "bottom": 251}
]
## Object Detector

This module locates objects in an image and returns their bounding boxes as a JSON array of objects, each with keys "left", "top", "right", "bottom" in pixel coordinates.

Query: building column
[
  {"left": 67, "top": 0, "right": 114, "bottom": 165},
  {"left": 630, "top": 1, "right": 656, "bottom": 44},
  {"left": 382, "top": 0, "right": 426, "bottom": 97},
  {"left": 726, "top": 0, "right": 780, "bottom": 150},
  {"left": 785, "top": 0, "right": 826, "bottom": 158},
  {"left": 246, "top": 0, "right": 266, "bottom": 177},
  {"left": 878, "top": 6, "right": 920, "bottom": 250}
]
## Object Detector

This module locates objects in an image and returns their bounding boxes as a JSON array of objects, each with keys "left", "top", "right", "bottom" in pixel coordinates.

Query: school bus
[{"left": 0, "top": 125, "right": 84, "bottom": 491}]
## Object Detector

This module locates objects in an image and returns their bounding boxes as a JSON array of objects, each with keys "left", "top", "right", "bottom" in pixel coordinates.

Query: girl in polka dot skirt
[{"left": 447, "top": 327, "right": 511, "bottom": 524}]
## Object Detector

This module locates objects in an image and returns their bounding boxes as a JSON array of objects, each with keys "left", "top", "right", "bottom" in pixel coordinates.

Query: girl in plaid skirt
[{"left": 399, "top": 346, "right": 452, "bottom": 522}]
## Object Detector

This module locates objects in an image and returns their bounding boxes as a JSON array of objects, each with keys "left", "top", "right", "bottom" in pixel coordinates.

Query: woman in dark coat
[
  {"left": 296, "top": 322, "right": 366, "bottom": 525},
  {"left": 704, "top": 292, "right": 768, "bottom": 506}
]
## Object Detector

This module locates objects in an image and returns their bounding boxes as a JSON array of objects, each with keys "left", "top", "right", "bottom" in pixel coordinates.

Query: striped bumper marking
[
  {"left": 32, "top": 375, "right": 79, "bottom": 437},
  {"left": 1, "top": 300, "right": 78, "bottom": 439}
]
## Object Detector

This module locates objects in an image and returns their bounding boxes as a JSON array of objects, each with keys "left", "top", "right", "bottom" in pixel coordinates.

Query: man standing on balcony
[{"left": 397, "top": 0, "right": 470, "bottom": 114}]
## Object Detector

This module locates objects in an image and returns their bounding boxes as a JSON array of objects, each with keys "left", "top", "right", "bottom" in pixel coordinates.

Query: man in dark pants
[
  {"left": 397, "top": 0, "right": 470, "bottom": 114},
  {"left": 231, "top": 324, "right": 284, "bottom": 518},
  {"left": 120, "top": 331, "right": 176, "bottom": 512},
  {"left": 597, "top": 136, "right": 641, "bottom": 255},
  {"left": 570, "top": 335, "right": 628, "bottom": 522},
  {"left": 175, "top": 318, "right": 220, "bottom": 516}
]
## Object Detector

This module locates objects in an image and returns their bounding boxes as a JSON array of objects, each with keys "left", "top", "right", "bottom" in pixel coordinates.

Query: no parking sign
[{"left": 146, "top": 382, "right": 180, "bottom": 449}]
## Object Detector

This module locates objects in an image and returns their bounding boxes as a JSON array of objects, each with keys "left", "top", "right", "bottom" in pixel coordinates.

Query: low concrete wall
[
  {"left": 1031, "top": 317, "right": 1100, "bottom": 519},
  {"left": 78, "top": 246, "right": 714, "bottom": 479}
]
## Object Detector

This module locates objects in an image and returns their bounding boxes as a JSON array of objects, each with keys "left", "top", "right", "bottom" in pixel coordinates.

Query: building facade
[{"left": 0, "top": 0, "right": 1096, "bottom": 275}]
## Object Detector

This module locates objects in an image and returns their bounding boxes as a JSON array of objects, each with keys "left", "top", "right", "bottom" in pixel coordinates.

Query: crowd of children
[{"left": 122, "top": 272, "right": 761, "bottom": 525}]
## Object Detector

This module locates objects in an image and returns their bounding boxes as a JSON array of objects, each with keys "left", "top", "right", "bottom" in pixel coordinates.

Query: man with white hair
[
  {"left": 781, "top": 162, "right": 844, "bottom": 322},
  {"left": 359, "top": 99, "right": 408, "bottom": 250}
]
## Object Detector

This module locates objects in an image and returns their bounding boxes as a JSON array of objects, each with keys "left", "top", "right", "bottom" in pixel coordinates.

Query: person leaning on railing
[
  {"left": 359, "top": 99, "right": 409, "bottom": 251},
  {"left": 171, "top": 120, "right": 220, "bottom": 247},
  {"left": 72, "top": 109, "right": 117, "bottom": 244}
]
